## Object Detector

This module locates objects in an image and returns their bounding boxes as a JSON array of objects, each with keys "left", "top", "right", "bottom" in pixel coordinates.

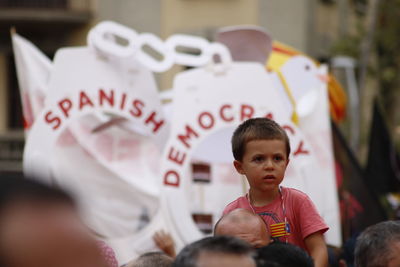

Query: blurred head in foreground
[
  {"left": 355, "top": 220, "right": 400, "bottom": 267},
  {"left": 0, "top": 176, "right": 108, "bottom": 267},
  {"left": 214, "top": 208, "right": 271, "bottom": 248},
  {"left": 173, "top": 235, "right": 255, "bottom": 267},
  {"left": 127, "top": 251, "right": 173, "bottom": 267},
  {"left": 255, "top": 242, "right": 314, "bottom": 267}
]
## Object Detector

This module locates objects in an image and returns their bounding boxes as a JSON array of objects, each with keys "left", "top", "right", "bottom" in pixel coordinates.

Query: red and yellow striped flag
[{"left": 270, "top": 222, "right": 290, "bottom": 238}]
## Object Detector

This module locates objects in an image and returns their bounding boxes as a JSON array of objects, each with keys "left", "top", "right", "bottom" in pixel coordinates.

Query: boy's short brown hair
[{"left": 231, "top": 117, "right": 290, "bottom": 161}]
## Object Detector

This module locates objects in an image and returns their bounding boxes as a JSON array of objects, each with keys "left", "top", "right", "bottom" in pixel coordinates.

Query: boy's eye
[
  {"left": 274, "top": 155, "right": 283, "bottom": 161},
  {"left": 253, "top": 156, "right": 264, "bottom": 162}
]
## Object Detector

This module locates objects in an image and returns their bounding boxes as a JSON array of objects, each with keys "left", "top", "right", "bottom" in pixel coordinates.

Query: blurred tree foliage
[
  {"left": 331, "top": 0, "right": 400, "bottom": 146},
  {"left": 331, "top": 32, "right": 362, "bottom": 58},
  {"left": 375, "top": 0, "right": 400, "bottom": 141},
  {"left": 330, "top": 0, "right": 366, "bottom": 58}
]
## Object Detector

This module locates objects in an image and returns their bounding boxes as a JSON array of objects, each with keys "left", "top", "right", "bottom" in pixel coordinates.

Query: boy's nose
[{"left": 264, "top": 160, "right": 274, "bottom": 169}]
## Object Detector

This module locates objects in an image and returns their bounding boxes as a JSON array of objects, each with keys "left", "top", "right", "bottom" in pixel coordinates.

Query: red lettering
[
  {"left": 130, "top": 99, "right": 144, "bottom": 117},
  {"left": 164, "top": 170, "right": 180, "bottom": 187},
  {"left": 240, "top": 104, "right": 254, "bottom": 121},
  {"left": 178, "top": 125, "right": 199, "bottom": 149},
  {"left": 145, "top": 111, "right": 164, "bottom": 133},
  {"left": 99, "top": 89, "right": 114, "bottom": 107},
  {"left": 283, "top": 125, "right": 295, "bottom": 135},
  {"left": 58, "top": 98, "right": 72, "bottom": 118},
  {"left": 294, "top": 141, "right": 309, "bottom": 156},
  {"left": 220, "top": 104, "right": 234, "bottom": 122},
  {"left": 198, "top": 111, "right": 215, "bottom": 130},
  {"left": 45, "top": 111, "right": 61, "bottom": 130},
  {"left": 265, "top": 113, "right": 274, "bottom": 120},
  {"left": 79, "top": 91, "right": 94, "bottom": 110},
  {"left": 168, "top": 147, "right": 186, "bottom": 166},
  {"left": 120, "top": 93, "right": 127, "bottom": 110}
]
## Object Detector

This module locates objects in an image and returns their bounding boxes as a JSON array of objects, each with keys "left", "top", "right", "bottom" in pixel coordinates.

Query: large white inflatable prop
[
  {"left": 16, "top": 21, "right": 341, "bottom": 262},
  {"left": 160, "top": 59, "right": 325, "bottom": 246},
  {"left": 22, "top": 45, "right": 169, "bottom": 262}
]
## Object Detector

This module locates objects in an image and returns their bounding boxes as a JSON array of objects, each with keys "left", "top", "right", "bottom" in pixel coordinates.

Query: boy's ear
[{"left": 233, "top": 160, "right": 245, "bottom": 175}]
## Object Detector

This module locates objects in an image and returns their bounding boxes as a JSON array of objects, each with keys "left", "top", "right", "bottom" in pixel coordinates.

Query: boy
[{"left": 223, "top": 118, "right": 328, "bottom": 267}]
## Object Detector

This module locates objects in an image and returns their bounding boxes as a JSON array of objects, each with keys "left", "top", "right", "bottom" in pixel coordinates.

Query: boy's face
[{"left": 233, "top": 139, "right": 289, "bottom": 193}]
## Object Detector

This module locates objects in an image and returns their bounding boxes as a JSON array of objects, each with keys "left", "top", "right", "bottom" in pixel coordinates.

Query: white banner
[
  {"left": 160, "top": 62, "right": 323, "bottom": 247},
  {"left": 18, "top": 21, "right": 342, "bottom": 263},
  {"left": 12, "top": 32, "right": 52, "bottom": 132},
  {"left": 23, "top": 46, "right": 169, "bottom": 263}
]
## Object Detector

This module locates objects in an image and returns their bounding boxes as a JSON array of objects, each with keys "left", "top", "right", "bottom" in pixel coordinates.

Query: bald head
[{"left": 214, "top": 209, "right": 270, "bottom": 248}]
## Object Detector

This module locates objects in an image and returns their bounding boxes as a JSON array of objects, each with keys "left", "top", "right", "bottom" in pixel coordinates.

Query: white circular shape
[
  {"left": 136, "top": 33, "right": 174, "bottom": 73},
  {"left": 88, "top": 21, "right": 138, "bottom": 58},
  {"left": 206, "top": 43, "right": 233, "bottom": 74},
  {"left": 87, "top": 27, "right": 97, "bottom": 50},
  {"left": 166, "top": 34, "right": 210, "bottom": 67}
]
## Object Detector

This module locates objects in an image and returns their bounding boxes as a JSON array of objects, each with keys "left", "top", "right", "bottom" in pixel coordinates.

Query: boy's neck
[{"left": 249, "top": 187, "right": 280, "bottom": 207}]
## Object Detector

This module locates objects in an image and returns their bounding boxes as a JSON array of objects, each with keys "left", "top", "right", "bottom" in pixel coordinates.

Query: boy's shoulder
[
  {"left": 282, "top": 187, "right": 310, "bottom": 201},
  {"left": 223, "top": 195, "right": 248, "bottom": 215}
]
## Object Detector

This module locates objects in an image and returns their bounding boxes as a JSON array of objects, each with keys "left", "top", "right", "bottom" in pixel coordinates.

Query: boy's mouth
[{"left": 263, "top": 175, "right": 275, "bottom": 180}]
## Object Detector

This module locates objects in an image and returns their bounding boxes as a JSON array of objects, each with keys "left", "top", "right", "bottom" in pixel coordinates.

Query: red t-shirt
[{"left": 223, "top": 187, "right": 328, "bottom": 252}]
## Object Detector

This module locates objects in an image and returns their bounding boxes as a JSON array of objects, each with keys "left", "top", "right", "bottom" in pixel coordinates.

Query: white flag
[{"left": 12, "top": 32, "right": 53, "bottom": 132}]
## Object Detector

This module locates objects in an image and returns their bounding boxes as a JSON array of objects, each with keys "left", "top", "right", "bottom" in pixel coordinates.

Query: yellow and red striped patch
[{"left": 270, "top": 222, "right": 290, "bottom": 238}]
